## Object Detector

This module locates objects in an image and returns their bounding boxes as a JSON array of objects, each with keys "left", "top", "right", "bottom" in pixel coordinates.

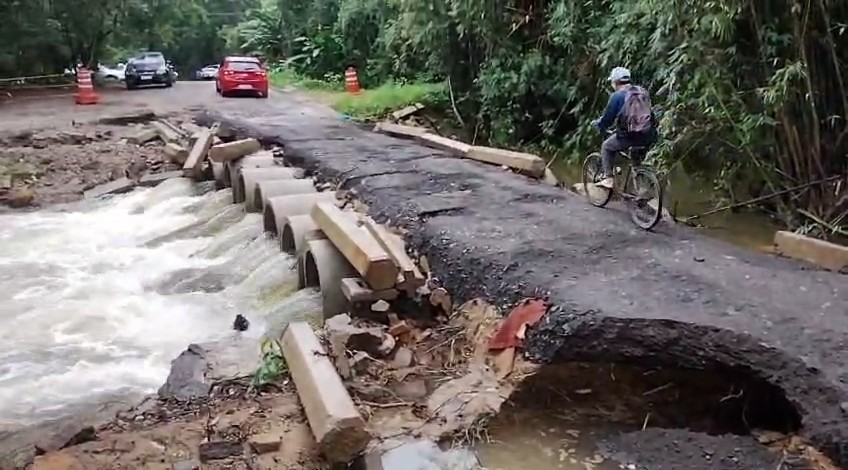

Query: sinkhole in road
[{"left": 475, "top": 362, "right": 801, "bottom": 470}]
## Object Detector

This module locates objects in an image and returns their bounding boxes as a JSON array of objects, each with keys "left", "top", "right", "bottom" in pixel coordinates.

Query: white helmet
[{"left": 608, "top": 67, "right": 631, "bottom": 83}]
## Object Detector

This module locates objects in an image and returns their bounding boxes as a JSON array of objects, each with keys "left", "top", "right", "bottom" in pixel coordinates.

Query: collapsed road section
[{"left": 201, "top": 92, "right": 847, "bottom": 467}]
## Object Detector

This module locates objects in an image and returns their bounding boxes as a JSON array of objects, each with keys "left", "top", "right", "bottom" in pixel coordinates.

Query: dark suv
[{"left": 125, "top": 52, "right": 175, "bottom": 89}]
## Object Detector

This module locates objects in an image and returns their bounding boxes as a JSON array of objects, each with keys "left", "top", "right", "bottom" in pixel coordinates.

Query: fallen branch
[{"left": 684, "top": 175, "right": 841, "bottom": 223}]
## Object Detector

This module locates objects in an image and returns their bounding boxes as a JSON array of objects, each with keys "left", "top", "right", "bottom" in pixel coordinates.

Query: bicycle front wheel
[
  {"left": 581, "top": 152, "right": 613, "bottom": 207},
  {"left": 628, "top": 166, "right": 664, "bottom": 230}
]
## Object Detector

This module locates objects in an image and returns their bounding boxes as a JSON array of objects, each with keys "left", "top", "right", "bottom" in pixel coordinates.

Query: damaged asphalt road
[{"left": 199, "top": 90, "right": 847, "bottom": 468}]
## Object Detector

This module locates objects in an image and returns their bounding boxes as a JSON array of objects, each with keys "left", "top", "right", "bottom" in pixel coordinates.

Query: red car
[{"left": 215, "top": 56, "right": 269, "bottom": 98}]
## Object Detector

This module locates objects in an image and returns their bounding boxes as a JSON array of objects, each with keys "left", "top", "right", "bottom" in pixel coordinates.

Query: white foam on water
[{"left": 0, "top": 181, "right": 298, "bottom": 429}]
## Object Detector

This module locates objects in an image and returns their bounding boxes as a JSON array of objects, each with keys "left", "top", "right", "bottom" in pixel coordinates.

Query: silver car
[{"left": 198, "top": 64, "right": 220, "bottom": 80}]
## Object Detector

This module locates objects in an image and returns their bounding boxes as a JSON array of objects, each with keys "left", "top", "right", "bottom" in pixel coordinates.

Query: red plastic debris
[{"left": 488, "top": 298, "right": 548, "bottom": 350}]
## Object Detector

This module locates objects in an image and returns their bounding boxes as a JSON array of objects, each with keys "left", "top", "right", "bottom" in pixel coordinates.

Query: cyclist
[{"left": 590, "top": 67, "right": 658, "bottom": 189}]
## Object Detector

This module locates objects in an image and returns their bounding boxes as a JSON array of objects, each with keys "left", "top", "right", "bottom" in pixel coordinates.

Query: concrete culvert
[
  {"left": 224, "top": 152, "right": 274, "bottom": 188},
  {"left": 300, "top": 238, "right": 358, "bottom": 318},
  {"left": 252, "top": 178, "right": 317, "bottom": 213},
  {"left": 236, "top": 167, "right": 304, "bottom": 205},
  {"left": 211, "top": 162, "right": 226, "bottom": 189},
  {"left": 281, "top": 214, "right": 326, "bottom": 255},
  {"left": 263, "top": 192, "right": 336, "bottom": 236}
]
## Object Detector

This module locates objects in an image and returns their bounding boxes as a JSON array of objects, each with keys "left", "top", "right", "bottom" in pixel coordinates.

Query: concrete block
[
  {"left": 208, "top": 138, "right": 262, "bottom": 163},
  {"left": 311, "top": 203, "right": 399, "bottom": 290},
  {"left": 281, "top": 322, "right": 371, "bottom": 462},
  {"left": 373, "top": 122, "right": 428, "bottom": 139},
  {"left": 164, "top": 142, "right": 189, "bottom": 164},
  {"left": 340, "top": 277, "right": 399, "bottom": 302},
  {"left": 416, "top": 133, "right": 471, "bottom": 156},
  {"left": 774, "top": 231, "right": 848, "bottom": 272},
  {"left": 128, "top": 127, "right": 157, "bottom": 144},
  {"left": 391, "top": 102, "right": 425, "bottom": 121},
  {"left": 183, "top": 129, "right": 214, "bottom": 180},
  {"left": 466, "top": 145, "right": 546, "bottom": 178}
]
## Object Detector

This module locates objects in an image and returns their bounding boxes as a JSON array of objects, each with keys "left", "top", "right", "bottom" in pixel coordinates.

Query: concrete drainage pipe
[
  {"left": 252, "top": 178, "right": 317, "bottom": 213},
  {"left": 281, "top": 214, "right": 326, "bottom": 255},
  {"left": 236, "top": 167, "right": 304, "bottom": 205},
  {"left": 264, "top": 192, "right": 336, "bottom": 236},
  {"left": 300, "top": 238, "right": 358, "bottom": 318},
  {"left": 224, "top": 152, "right": 274, "bottom": 188}
]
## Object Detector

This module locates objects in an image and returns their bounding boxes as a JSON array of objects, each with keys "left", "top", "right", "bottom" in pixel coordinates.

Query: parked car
[
  {"left": 97, "top": 63, "right": 126, "bottom": 81},
  {"left": 197, "top": 64, "right": 220, "bottom": 80},
  {"left": 125, "top": 52, "right": 176, "bottom": 90},
  {"left": 215, "top": 56, "right": 268, "bottom": 98}
]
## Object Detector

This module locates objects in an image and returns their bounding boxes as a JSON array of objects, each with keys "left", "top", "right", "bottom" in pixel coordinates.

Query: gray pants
[{"left": 600, "top": 133, "right": 650, "bottom": 176}]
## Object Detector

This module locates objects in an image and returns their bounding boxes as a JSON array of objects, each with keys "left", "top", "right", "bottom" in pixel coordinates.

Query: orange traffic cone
[
  {"left": 344, "top": 66, "right": 361, "bottom": 94},
  {"left": 75, "top": 67, "right": 99, "bottom": 105}
]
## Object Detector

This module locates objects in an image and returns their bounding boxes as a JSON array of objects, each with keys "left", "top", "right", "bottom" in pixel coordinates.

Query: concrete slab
[
  {"left": 164, "top": 142, "right": 189, "bottom": 164},
  {"left": 83, "top": 177, "right": 136, "bottom": 199},
  {"left": 373, "top": 122, "right": 427, "bottom": 139},
  {"left": 151, "top": 120, "right": 183, "bottom": 143},
  {"left": 416, "top": 133, "right": 471, "bottom": 156},
  {"left": 139, "top": 171, "right": 185, "bottom": 187},
  {"left": 281, "top": 322, "right": 371, "bottom": 462}
]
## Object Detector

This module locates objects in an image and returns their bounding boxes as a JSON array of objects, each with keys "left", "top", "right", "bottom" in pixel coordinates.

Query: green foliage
[
  {"left": 270, "top": 68, "right": 341, "bottom": 91},
  {"left": 251, "top": 337, "right": 288, "bottom": 388},
  {"left": 333, "top": 81, "right": 446, "bottom": 120}
]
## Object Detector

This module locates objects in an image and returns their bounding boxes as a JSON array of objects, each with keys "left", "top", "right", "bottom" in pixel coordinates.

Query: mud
[{"left": 200, "top": 90, "right": 848, "bottom": 468}]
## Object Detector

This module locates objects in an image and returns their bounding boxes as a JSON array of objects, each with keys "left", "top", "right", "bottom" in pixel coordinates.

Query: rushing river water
[{"left": 0, "top": 178, "right": 319, "bottom": 431}]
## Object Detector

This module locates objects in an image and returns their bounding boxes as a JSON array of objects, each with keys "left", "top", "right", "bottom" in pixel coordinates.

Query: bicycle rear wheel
[
  {"left": 581, "top": 152, "right": 613, "bottom": 207},
  {"left": 627, "top": 166, "right": 664, "bottom": 230}
]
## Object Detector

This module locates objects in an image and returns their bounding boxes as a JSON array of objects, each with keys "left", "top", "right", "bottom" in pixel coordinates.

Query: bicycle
[{"left": 581, "top": 131, "right": 664, "bottom": 230}]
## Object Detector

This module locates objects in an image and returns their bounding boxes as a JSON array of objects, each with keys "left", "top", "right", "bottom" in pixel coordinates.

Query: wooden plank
[
  {"left": 416, "top": 133, "right": 470, "bottom": 157},
  {"left": 466, "top": 145, "right": 546, "bottom": 178},
  {"left": 182, "top": 129, "right": 214, "bottom": 180},
  {"left": 340, "top": 277, "right": 399, "bottom": 302},
  {"left": 362, "top": 217, "right": 424, "bottom": 292},
  {"left": 281, "top": 322, "right": 372, "bottom": 463},
  {"left": 208, "top": 138, "right": 262, "bottom": 163},
  {"left": 774, "top": 231, "right": 848, "bottom": 272},
  {"left": 311, "top": 203, "right": 399, "bottom": 290}
]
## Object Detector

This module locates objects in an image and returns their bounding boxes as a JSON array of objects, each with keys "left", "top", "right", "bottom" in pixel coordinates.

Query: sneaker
[{"left": 595, "top": 177, "right": 614, "bottom": 189}]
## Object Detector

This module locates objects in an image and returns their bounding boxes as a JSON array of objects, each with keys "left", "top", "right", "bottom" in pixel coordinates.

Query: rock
[
  {"left": 233, "top": 314, "right": 249, "bottom": 332},
  {"left": 371, "top": 300, "right": 390, "bottom": 312},
  {"left": 392, "top": 379, "right": 429, "bottom": 401},
  {"left": 172, "top": 459, "right": 201, "bottom": 470},
  {"left": 429, "top": 288, "right": 452, "bottom": 314},
  {"left": 326, "top": 314, "right": 393, "bottom": 358},
  {"left": 388, "top": 321, "right": 412, "bottom": 337},
  {"left": 125, "top": 156, "right": 148, "bottom": 183},
  {"left": 248, "top": 431, "right": 283, "bottom": 454},
  {"left": 3, "top": 187, "right": 35, "bottom": 208},
  {"left": 198, "top": 441, "right": 243, "bottom": 462},
  {"left": 157, "top": 344, "right": 209, "bottom": 400},
  {"left": 391, "top": 347, "right": 414, "bottom": 368}
]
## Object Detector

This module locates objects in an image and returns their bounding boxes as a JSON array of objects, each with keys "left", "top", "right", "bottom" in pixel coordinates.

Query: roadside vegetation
[{"left": 1, "top": 0, "right": 845, "bottom": 239}]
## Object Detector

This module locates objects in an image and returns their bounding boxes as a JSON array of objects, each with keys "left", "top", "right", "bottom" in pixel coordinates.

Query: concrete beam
[
  {"left": 340, "top": 277, "right": 398, "bottom": 302},
  {"left": 83, "top": 177, "right": 136, "bottom": 199},
  {"left": 466, "top": 146, "right": 546, "bottom": 178},
  {"left": 151, "top": 120, "right": 184, "bottom": 143},
  {"left": 183, "top": 129, "right": 214, "bottom": 180},
  {"left": 311, "top": 203, "right": 399, "bottom": 290},
  {"left": 774, "top": 231, "right": 848, "bottom": 272},
  {"left": 208, "top": 138, "right": 262, "bottom": 163},
  {"left": 416, "top": 133, "right": 470, "bottom": 157},
  {"left": 373, "top": 122, "right": 427, "bottom": 139},
  {"left": 128, "top": 127, "right": 157, "bottom": 144},
  {"left": 362, "top": 217, "right": 425, "bottom": 293},
  {"left": 281, "top": 322, "right": 371, "bottom": 462}
]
